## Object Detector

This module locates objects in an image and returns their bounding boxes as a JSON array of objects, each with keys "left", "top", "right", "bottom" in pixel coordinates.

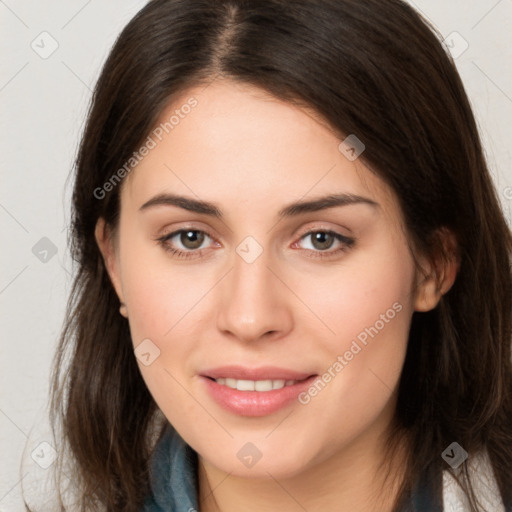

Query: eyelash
[{"left": 156, "top": 228, "right": 355, "bottom": 260}]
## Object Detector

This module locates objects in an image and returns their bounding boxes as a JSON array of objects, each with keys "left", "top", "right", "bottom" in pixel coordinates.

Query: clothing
[
  {"left": 139, "top": 424, "right": 510, "bottom": 512},
  {"left": 140, "top": 425, "right": 199, "bottom": 512}
]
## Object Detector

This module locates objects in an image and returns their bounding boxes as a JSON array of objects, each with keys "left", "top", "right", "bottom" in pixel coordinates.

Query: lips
[{"left": 199, "top": 366, "right": 318, "bottom": 416}]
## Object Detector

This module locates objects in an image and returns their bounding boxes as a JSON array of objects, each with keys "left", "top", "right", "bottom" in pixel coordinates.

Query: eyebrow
[{"left": 139, "top": 192, "right": 379, "bottom": 218}]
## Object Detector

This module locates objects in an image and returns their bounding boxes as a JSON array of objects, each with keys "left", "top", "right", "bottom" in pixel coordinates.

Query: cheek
[
  {"left": 125, "top": 270, "right": 200, "bottom": 342},
  {"left": 119, "top": 256, "right": 208, "bottom": 422},
  {"left": 294, "top": 243, "right": 415, "bottom": 438},
  {"left": 295, "top": 236, "right": 415, "bottom": 354},
  {"left": 117, "top": 223, "right": 207, "bottom": 343}
]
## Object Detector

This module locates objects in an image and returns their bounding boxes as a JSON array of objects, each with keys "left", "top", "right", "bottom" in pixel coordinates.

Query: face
[{"left": 97, "top": 80, "right": 440, "bottom": 479}]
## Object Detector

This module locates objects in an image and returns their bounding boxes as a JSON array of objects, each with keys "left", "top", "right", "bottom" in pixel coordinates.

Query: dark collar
[
  {"left": 396, "top": 463, "right": 443, "bottom": 512},
  {"left": 141, "top": 424, "right": 199, "bottom": 512}
]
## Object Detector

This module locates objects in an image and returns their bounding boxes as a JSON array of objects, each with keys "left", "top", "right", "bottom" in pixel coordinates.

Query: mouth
[{"left": 199, "top": 366, "right": 318, "bottom": 416}]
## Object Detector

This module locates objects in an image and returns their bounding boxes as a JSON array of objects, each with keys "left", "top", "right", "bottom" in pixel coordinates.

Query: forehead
[{"left": 122, "top": 79, "right": 398, "bottom": 222}]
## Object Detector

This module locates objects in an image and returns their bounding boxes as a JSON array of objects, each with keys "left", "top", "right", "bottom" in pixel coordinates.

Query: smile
[{"left": 210, "top": 377, "right": 303, "bottom": 391}]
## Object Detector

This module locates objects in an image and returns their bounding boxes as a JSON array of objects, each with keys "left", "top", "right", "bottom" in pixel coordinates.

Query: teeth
[{"left": 214, "top": 378, "right": 299, "bottom": 391}]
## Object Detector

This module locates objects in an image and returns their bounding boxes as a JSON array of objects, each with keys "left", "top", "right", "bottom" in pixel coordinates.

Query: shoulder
[{"left": 442, "top": 449, "right": 508, "bottom": 511}]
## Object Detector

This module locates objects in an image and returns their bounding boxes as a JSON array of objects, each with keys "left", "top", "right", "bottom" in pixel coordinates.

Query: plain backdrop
[{"left": 1, "top": 0, "right": 511, "bottom": 510}]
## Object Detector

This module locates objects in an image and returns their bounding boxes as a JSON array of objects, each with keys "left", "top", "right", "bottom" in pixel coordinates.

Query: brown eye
[
  {"left": 178, "top": 230, "right": 206, "bottom": 250},
  {"left": 309, "top": 232, "right": 336, "bottom": 251},
  {"left": 298, "top": 230, "right": 354, "bottom": 253},
  {"left": 157, "top": 229, "right": 214, "bottom": 257}
]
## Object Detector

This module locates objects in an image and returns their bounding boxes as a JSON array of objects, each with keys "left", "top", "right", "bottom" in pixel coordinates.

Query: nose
[{"left": 215, "top": 246, "right": 294, "bottom": 343}]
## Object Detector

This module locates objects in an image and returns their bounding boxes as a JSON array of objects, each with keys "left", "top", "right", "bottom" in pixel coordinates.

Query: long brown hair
[{"left": 33, "top": 0, "right": 512, "bottom": 510}]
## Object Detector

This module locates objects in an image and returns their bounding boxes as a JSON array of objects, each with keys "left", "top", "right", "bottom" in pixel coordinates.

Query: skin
[{"left": 96, "top": 80, "right": 458, "bottom": 512}]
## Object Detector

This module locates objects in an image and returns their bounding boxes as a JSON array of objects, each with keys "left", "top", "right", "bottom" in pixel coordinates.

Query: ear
[
  {"left": 413, "top": 228, "right": 460, "bottom": 312},
  {"left": 95, "top": 218, "right": 126, "bottom": 308}
]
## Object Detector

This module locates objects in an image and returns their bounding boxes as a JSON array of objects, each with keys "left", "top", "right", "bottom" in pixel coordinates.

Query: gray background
[{"left": 1, "top": 0, "right": 511, "bottom": 509}]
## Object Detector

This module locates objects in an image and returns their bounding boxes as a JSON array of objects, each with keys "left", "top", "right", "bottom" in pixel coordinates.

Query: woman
[{"left": 21, "top": 0, "right": 512, "bottom": 510}]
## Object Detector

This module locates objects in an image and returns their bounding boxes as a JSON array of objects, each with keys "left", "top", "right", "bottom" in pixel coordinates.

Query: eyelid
[
  {"left": 295, "top": 222, "right": 352, "bottom": 239},
  {"left": 158, "top": 221, "right": 216, "bottom": 239}
]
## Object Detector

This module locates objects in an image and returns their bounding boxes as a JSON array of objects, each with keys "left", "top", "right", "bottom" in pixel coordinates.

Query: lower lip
[{"left": 200, "top": 375, "right": 318, "bottom": 417}]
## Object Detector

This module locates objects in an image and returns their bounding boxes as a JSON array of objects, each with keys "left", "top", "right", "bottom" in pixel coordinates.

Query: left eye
[{"left": 297, "top": 230, "right": 354, "bottom": 252}]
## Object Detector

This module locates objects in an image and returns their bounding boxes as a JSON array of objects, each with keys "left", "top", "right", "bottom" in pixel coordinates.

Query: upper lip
[{"left": 201, "top": 366, "right": 316, "bottom": 381}]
